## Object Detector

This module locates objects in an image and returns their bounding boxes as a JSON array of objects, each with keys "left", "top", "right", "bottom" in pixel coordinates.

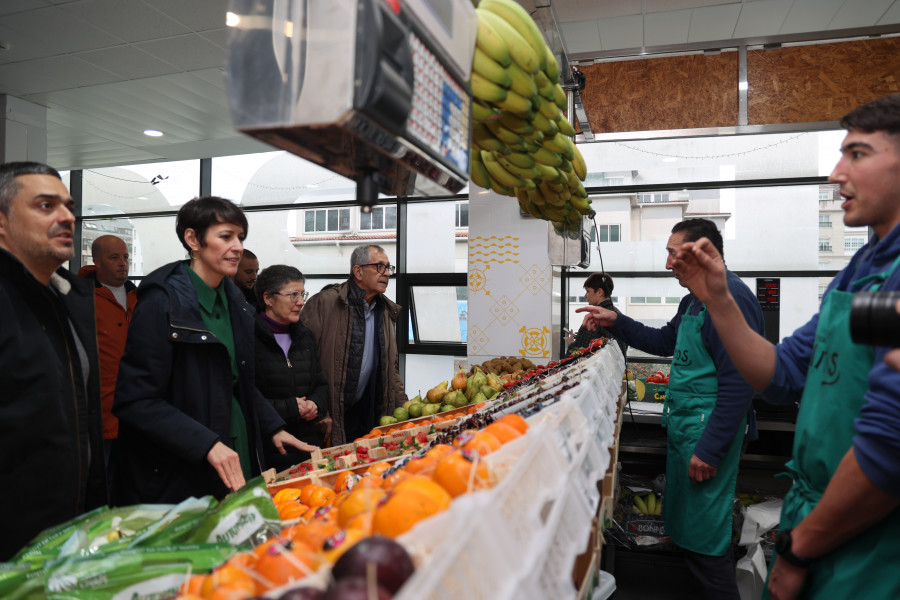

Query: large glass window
[
  {"left": 409, "top": 285, "right": 467, "bottom": 343},
  {"left": 844, "top": 235, "right": 867, "bottom": 255},
  {"left": 360, "top": 206, "right": 397, "bottom": 231},
  {"left": 304, "top": 208, "right": 351, "bottom": 233},
  {"left": 82, "top": 160, "right": 201, "bottom": 214}
]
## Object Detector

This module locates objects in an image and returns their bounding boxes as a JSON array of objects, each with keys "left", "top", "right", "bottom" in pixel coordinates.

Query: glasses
[
  {"left": 272, "top": 290, "right": 309, "bottom": 302},
  {"left": 360, "top": 263, "right": 396, "bottom": 275}
]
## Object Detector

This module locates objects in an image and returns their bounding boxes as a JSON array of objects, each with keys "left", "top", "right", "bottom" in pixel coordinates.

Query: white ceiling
[{"left": 1, "top": 0, "right": 898, "bottom": 171}]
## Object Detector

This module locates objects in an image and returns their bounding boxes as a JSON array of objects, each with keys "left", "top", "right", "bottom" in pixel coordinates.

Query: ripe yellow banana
[
  {"left": 489, "top": 178, "right": 513, "bottom": 197},
  {"left": 479, "top": 0, "right": 547, "bottom": 72},
  {"left": 539, "top": 182, "right": 567, "bottom": 208},
  {"left": 534, "top": 162, "right": 560, "bottom": 182},
  {"left": 537, "top": 95, "right": 560, "bottom": 120},
  {"left": 506, "top": 61, "right": 538, "bottom": 100},
  {"left": 485, "top": 119, "right": 525, "bottom": 145},
  {"left": 475, "top": 12, "right": 511, "bottom": 68},
  {"left": 472, "top": 47, "right": 511, "bottom": 88},
  {"left": 471, "top": 71, "right": 508, "bottom": 103},
  {"left": 472, "top": 99, "right": 499, "bottom": 123},
  {"left": 526, "top": 186, "right": 546, "bottom": 207},
  {"left": 496, "top": 88, "right": 533, "bottom": 116},
  {"left": 535, "top": 70, "right": 554, "bottom": 98},
  {"left": 558, "top": 157, "right": 573, "bottom": 173},
  {"left": 540, "top": 201, "right": 567, "bottom": 222},
  {"left": 504, "top": 151, "right": 535, "bottom": 169},
  {"left": 469, "top": 151, "right": 492, "bottom": 189},
  {"left": 481, "top": 150, "right": 525, "bottom": 188},
  {"left": 570, "top": 194, "right": 594, "bottom": 216},
  {"left": 476, "top": 9, "right": 540, "bottom": 74},
  {"left": 571, "top": 145, "right": 587, "bottom": 180},
  {"left": 543, "top": 132, "right": 575, "bottom": 160}
]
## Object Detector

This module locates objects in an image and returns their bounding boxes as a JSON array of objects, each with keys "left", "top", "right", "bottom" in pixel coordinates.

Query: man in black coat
[{"left": 0, "top": 162, "right": 107, "bottom": 560}]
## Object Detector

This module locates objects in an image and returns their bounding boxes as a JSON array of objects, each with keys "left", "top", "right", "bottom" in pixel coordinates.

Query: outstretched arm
[{"left": 674, "top": 238, "right": 776, "bottom": 390}]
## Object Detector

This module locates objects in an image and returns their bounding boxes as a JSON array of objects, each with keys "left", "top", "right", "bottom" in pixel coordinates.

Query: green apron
[
  {"left": 764, "top": 256, "right": 900, "bottom": 599},
  {"left": 663, "top": 301, "right": 746, "bottom": 556}
]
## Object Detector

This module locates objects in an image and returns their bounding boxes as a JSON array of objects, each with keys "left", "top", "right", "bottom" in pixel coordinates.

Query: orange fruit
[
  {"left": 461, "top": 430, "right": 501, "bottom": 456},
  {"left": 299, "top": 484, "right": 323, "bottom": 506},
  {"left": 180, "top": 574, "right": 205, "bottom": 596},
  {"left": 178, "top": 595, "right": 205, "bottom": 600},
  {"left": 253, "top": 539, "right": 319, "bottom": 592},
  {"left": 483, "top": 422, "right": 522, "bottom": 444},
  {"left": 402, "top": 455, "right": 437, "bottom": 476},
  {"left": 354, "top": 475, "right": 384, "bottom": 490},
  {"left": 344, "top": 510, "right": 375, "bottom": 535},
  {"left": 433, "top": 450, "right": 493, "bottom": 497},
  {"left": 337, "top": 487, "right": 387, "bottom": 528},
  {"left": 277, "top": 501, "right": 310, "bottom": 521},
  {"left": 380, "top": 468, "right": 412, "bottom": 490},
  {"left": 497, "top": 413, "right": 528, "bottom": 434},
  {"left": 307, "top": 486, "right": 337, "bottom": 508},
  {"left": 392, "top": 475, "right": 452, "bottom": 511},
  {"left": 372, "top": 489, "right": 447, "bottom": 538},
  {"left": 401, "top": 421, "right": 417, "bottom": 430},
  {"left": 207, "top": 582, "right": 256, "bottom": 600},
  {"left": 286, "top": 520, "right": 340, "bottom": 551},
  {"left": 333, "top": 471, "right": 359, "bottom": 494},
  {"left": 425, "top": 443, "right": 454, "bottom": 462},
  {"left": 272, "top": 488, "right": 303, "bottom": 504},
  {"left": 200, "top": 564, "right": 256, "bottom": 598},
  {"left": 306, "top": 505, "right": 338, "bottom": 525},
  {"left": 366, "top": 461, "right": 392, "bottom": 477}
]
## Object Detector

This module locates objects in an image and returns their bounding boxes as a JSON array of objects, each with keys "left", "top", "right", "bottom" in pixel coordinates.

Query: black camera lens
[{"left": 849, "top": 291, "right": 900, "bottom": 347}]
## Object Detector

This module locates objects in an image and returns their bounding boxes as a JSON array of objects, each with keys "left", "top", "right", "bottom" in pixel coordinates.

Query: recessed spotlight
[
  {"left": 226, "top": 11, "right": 240, "bottom": 27},
  {"left": 143, "top": 129, "right": 163, "bottom": 137}
]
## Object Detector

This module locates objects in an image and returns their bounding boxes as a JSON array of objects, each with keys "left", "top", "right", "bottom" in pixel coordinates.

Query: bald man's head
[{"left": 92, "top": 235, "right": 129, "bottom": 287}]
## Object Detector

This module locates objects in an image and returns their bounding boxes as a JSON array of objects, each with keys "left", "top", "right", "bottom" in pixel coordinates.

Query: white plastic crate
[{"left": 569, "top": 425, "right": 610, "bottom": 512}]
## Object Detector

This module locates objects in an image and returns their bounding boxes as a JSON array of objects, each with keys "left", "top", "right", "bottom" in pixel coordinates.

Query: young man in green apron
[
  {"left": 578, "top": 218, "right": 765, "bottom": 599},
  {"left": 672, "top": 94, "right": 900, "bottom": 599}
]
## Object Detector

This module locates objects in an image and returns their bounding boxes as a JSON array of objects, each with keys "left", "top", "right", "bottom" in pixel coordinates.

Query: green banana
[
  {"left": 552, "top": 82, "right": 567, "bottom": 110},
  {"left": 517, "top": 194, "right": 544, "bottom": 219},
  {"left": 470, "top": 151, "right": 492, "bottom": 189},
  {"left": 646, "top": 493, "right": 656, "bottom": 515},
  {"left": 489, "top": 178, "right": 513, "bottom": 197},
  {"left": 543, "top": 132, "right": 575, "bottom": 160},
  {"left": 472, "top": 99, "right": 499, "bottom": 123},
  {"left": 539, "top": 182, "right": 567, "bottom": 207},
  {"left": 506, "top": 61, "right": 538, "bottom": 99},
  {"left": 633, "top": 494, "right": 649, "bottom": 514},
  {"left": 570, "top": 194, "right": 594, "bottom": 216},
  {"left": 537, "top": 95, "right": 560, "bottom": 120},
  {"left": 532, "top": 110, "right": 557, "bottom": 136},
  {"left": 544, "top": 44, "right": 560, "bottom": 84},
  {"left": 481, "top": 150, "right": 525, "bottom": 188},
  {"left": 540, "top": 202, "right": 567, "bottom": 223},
  {"left": 472, "top": 122, "right": 509, "bottom": 153},
  {"left": 558, "top": 156, "right": 573, "bottom": 173},
  {"left": 498, "top": 112, "right": 534, "bottom": 136},
  {"left": 565, "top": 169, "right": 580, "bottom": 189},
  {"left": 472, "top": 47, "right": 511, "bottom": 88},
  {"left": 556, "top": 114, "right": 577, "bottom": 137},
  {"left": 531, "top": 146, "right": 563, "bottom": 167},
  {"left": 475, "top": 12, "right": 511, "bottom": 68},
  {"left": 571, "top": 145, "right": 587, "bottom": 180},
  {"left": 485, "top": 119, "right": 525, "bottom": 145},
  {"left": 495, "top": 153, "right": 540, "bottom": 180},
  {"left": 535, "top": 70, "right": 554, "bottom": 98},
  {"left": 496, "top": 88, "right": 533, "bottom": 116},
  {"left": 506, "top": 142, "right": 528, "bottom": 153},
  {"left": 471, "top": 71, "right": 508, "bottom": 103},
  {"left": 519, "top": 177, "right": 536, "bottom": 190},
  {"left": 504, "top": 151, "right": 535, "bottom": 169},
  {"left": 534, "top": 162, "right": 560, "bottom": 182},
  {"left": 479, "top": 0, "right": 547, "bottom": 72},
  {"left": 476, "top": 9, "right": 541, "bottom": 74}
]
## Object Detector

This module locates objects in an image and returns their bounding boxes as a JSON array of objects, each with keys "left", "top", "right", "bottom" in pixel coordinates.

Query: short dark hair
[
  {"left": 0, "top": 162, "right": 61, "bottom": 215},
  {"left": 584, "top": 272, "right": 614, "bottom": 297},
  {"left": 175, "top": 196, "right": 248, "bottom": 253},
  {"left": 241, "top": 248, "right": 257, "bottom": 260},
  {"left": 256, "top": 264, "right": 305, "bottom": 306},
  {"left": 672, "top": 218, "right": 724, "bottom": 258},
  {"left": 840, "top": 94, "right": 900, "bottom": 136}
]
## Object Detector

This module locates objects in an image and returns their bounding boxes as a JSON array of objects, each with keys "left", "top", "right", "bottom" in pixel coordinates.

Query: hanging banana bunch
[{"left": 468, "top": 0, "right": 592, "bottom": 227}]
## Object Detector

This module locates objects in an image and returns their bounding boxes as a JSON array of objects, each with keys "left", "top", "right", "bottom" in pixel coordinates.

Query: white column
[{"left": 0, "top": 95, "right": 48, "bottom": 164}]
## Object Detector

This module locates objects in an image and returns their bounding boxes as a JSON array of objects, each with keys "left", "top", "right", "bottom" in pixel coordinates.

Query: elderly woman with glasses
[
  {"left": 253, "top": 265, "right": 328, "bottom": 470},
  {"left": 112, "top": 197, "right": 316, "bottom": 504}
]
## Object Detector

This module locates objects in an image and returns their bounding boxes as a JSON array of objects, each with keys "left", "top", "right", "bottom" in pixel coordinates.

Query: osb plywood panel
[
  {"left": 748, "top": 38, "right": 900, "bottom": 125},
  {"left": 580, "top": 53, "right": 738, "bottom": 133}
]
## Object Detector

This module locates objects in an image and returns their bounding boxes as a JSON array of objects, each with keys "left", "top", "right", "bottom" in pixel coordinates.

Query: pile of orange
[{"left": 181, "top": 413, "right": 529, "bottom": 599}]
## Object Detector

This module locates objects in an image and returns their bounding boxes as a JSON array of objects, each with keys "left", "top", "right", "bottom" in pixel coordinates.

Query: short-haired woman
[
  {"left": 254, "top": 265, "right": 328, "bottom": 471},
  {"left": 112, "top": 196, "right": 316, "bottom": 503}
]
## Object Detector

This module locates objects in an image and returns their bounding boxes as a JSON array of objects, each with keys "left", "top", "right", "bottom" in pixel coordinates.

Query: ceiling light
[
  {"left": 143, "top": 129, "right": 163, "bottom": 137},
  {"left": 226, "top": 12, "right": 240, "bottom": 27}
]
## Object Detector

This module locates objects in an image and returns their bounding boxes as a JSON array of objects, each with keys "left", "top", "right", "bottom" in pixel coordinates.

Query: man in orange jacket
[{"left": 78, "top": 235, "right": 137, "bottom": 480}]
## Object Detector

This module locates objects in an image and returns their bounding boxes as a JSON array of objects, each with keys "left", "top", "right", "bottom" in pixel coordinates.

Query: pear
[
  {"left": 481, "top": 385, "right": 498, "bottom": 400},
  {"left": 471, "top": 391, "right": 487, "bottom": 405},
  {"left": 379, "top": 415, "right": 398, "bottom": 426},
  {"left": 451, "top": 369, "right": 468, "bottom": 390},
  {"left": 450, "top": 393, "right": 469, "bottom": 408},
  {"left": 422, "top": 403, "right": 441, "bottom": 416},
  {"left": 408, "top": 402, "right": 424, "bottom": 418},
  {"left": 443, "top": 390, "right": 462, "bottom": 407},
  {"left": 393, "top": 407, "right": 409, "bottom": 421},
  {"left": 485, "top": 373, "right": 504, "bottom": 392},
  {"left": 439, "top": 404, "right": 455, "bottom": 412},
  {"left": 426, "top": 381, "right": 449, "bottom": 404}
]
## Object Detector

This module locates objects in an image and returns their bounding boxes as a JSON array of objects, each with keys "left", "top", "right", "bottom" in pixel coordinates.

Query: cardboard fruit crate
[{"left": 636, "top": 378, "right": 668, "bottom": 402}]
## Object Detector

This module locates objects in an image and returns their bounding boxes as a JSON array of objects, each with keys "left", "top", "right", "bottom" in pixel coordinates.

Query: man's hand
[
  {"left": 296, "top": 397, "right": 318, "bottom": 421},
  {"left": 575, "top": 305, "right": 617, "bottom": 331},
  {"left": 272, "top": 430, "right": 318, "bottom": 454},
  {"left": 767, "top": 557, "right": 808, "bottom": 600},
  {"left": 672, "top": 238, "right": 730, "bottom": 306},
  {"left": 207, "top": 441, "right": 245, "bottom": 492},
  {"left": 688, "top": 454, "right": 717, "bottom": 483}
]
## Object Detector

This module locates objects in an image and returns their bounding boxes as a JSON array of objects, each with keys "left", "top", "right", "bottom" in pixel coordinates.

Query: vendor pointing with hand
[
  {"left": 579, "top": 218, "right": 764, "bottom": 600},
  {"left": 671, "top": 95, "right": 900, "bottom": 600}
]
